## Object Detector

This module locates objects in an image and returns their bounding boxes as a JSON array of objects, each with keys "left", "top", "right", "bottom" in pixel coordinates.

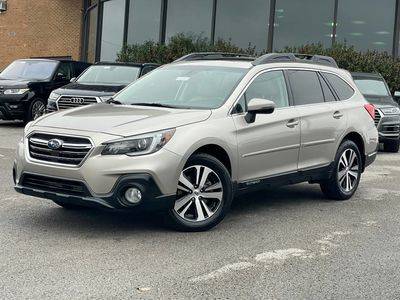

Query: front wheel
[
  {"left": 166, "top": 154, "right": 233, "bottom": 231},
  {"left": 320, "top": 140, "right": 362, "bottom": 200},
  {"left": 25, "top": 98, "right": 46, "bottom": 122}
]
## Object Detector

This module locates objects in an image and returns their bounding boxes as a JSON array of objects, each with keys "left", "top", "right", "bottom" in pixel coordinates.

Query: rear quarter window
[{"left": 322, "top": 72, "right": 354, "bottom": 100}]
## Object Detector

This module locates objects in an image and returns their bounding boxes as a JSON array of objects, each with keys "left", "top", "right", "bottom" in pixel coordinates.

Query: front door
[{"left": 233, "top": 70, "right": 301, "bottom": 182}]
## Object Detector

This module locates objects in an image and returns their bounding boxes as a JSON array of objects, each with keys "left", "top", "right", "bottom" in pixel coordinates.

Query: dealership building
[{"left": 1, "top": 0, "right": 400, "bottom": 69}]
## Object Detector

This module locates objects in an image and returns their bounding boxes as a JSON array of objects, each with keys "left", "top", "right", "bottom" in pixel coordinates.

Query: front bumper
[
  {"left": 0, "top": 93, "right": 32, "bottom": 120},
  {"left": 377, "top": 113, "right": 400, "bottom": 142},
  {"left": 14, "top": 129, "right": 183, "bottom": 210}
]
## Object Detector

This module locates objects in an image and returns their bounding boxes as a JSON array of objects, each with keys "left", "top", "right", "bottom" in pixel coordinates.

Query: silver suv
[{"left": 14, "top": 53, "right": 379, "bottom": 231}]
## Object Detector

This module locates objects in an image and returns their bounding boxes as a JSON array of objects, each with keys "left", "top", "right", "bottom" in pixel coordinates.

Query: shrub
[{"left": 118, "top": 34, "right": 400, "bottom": 93}]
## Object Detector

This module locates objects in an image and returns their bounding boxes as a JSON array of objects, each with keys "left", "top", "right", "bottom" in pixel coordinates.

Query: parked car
[
  {"left": 46, "top": 62, "right": 159, "bottom": 112},
  {"left": 352, "top": 72, "right": 400, "bottom": 152},
  {"left": 0, "top": 59, "right": 90, "bottom": 122},
  {"left": 14, "top": 53, "right": 378, "bottom": 231}
]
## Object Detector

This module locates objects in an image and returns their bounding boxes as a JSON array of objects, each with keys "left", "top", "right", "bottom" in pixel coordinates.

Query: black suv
[
  {"left": 0, "top": 59, "right": 90, "bottom": 122},
  {"left": 352, "top": 72, "right": 400, "bottom": 152},
  {"left": 46, "top": 62, "right": 159, "bottom": 112}
]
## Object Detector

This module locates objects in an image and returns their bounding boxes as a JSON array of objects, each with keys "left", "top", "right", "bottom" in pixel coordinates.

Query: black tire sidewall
[
  {"left": 333, "top": 140, "right": 362, "bottom": 199},
  {"left": 26, "top": 98, "right": 46, "bottom": 122},
  {"left": 167, "top": 154, "right": 233, "bottom": 231}
]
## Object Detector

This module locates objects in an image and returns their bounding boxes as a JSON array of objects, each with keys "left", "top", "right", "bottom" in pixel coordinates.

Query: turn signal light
[{"left": 364, "top": 103, "right": 375, "bottom": 119}]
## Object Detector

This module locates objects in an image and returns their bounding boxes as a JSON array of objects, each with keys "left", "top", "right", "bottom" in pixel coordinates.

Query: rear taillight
[{"left": 364, "top": 103, "right": 375, "bottom": 119}]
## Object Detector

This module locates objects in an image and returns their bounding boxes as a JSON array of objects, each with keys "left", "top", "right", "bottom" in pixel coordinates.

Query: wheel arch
[{"left": 339, "top": 131, "right": 366, "bottom": 171}]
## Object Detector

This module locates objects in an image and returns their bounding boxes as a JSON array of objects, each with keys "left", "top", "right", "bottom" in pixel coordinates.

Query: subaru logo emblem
[
  {"left": 70, "top": 97, "right": 85, "bottom": 104},
  {"left": 47, "top": 139, "right": 63, "bottom": 150}
]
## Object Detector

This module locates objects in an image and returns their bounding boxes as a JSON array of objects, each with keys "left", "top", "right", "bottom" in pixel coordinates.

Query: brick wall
[{"left": 0, "top": 0, "right": 83, "bottom": 70}]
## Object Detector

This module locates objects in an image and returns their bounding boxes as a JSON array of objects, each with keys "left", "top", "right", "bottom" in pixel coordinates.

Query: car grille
[
  {"left": 381, "top": 124, "right": 400, "bottom": 135},
  {"left": 57, "top": 96, "right": 98, "bottom": 110},
  {"left": 374, "top": 109, "right": 381, "bottom": 127},
  {"left": 21, "top": 173, "right": 91, "bottom": 197},
  {"left": 28, "top": 133, "right": 92, "bottom": 166}
]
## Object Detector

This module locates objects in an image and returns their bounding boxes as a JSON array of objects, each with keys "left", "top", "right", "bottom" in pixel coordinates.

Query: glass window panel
[
  {"left": 100, "top": 0, "right": 125, "bottom": 61},
  {"left": 215, "top": 0, "right": 270, "bottom": 51},
  {"left": 166, "top": 0, "right": 213, "bottom": 41},
  {"left": 322, "top": 72, "right": 354, "bottom": 100},
  {"left": 336, "top": 0, "right": 396, "bottom": 52},
  {"left": 127, "top": 0, "right": 161, "bottom": 44},
  {"left": 288, "top": 70, "right": 325, "bottom": 105},
  {"left": 273, "top": 0, "right": 335, "bottom": 50}
]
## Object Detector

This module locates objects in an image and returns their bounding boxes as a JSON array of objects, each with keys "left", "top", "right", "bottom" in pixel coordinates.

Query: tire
[
  {"left": 53, "top": 200, "right": 87, "bottom": 210},
  {"left": 383, "top": 139, "right": 400, "bottom": 153},
  {"left": 165, "top": 153, "right": 233, "bottom": 232},
  {"left": 320, "top": 140, "right": 362, "bottom": 201},
  {"left": 25, "top": 98, "right": 46, "bottom": 122}
]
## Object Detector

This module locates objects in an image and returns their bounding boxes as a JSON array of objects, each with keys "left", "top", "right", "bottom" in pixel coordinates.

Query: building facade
[{"left": 1, "top": 0, "right": 400, "bottom": 69}]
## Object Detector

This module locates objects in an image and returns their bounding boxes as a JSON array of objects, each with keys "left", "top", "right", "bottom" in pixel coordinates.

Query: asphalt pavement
[{"left": 1, "top": 120, "right": 400, "bottom": 299}]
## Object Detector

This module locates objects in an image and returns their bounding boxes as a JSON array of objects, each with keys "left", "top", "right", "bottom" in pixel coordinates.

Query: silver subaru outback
[{"left": 14, "top": 53, "right": 379, "bottom": 231}]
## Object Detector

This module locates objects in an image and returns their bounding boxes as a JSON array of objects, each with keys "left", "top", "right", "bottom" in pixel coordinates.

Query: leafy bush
[{"left": 118, "top": 34, "right": 400, "bottom": 92}]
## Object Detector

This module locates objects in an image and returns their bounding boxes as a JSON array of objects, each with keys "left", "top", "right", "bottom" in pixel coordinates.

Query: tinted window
[
  {"left": 273, "top": 0, "right": 335, "bottom": 50},
  {"left": 244, "top": 71, "right": 289, "bottom": 108},
  {"left": 166, "top": 0, "right": 213, "bottom": 41},
  {"left": 56, "top": 63, "right": 72, "bottom": 80},
  {"left": 322, "top": 73, "right": 354, "bottom": 100},
  {"left": 215, "top": 0, "right": 270, "bottom": 51},
  {"left": 318, "top": 73, "right": 336, "bottom": 101},
  {"left": 127, "top": 0, "right": 161, "bottom": 44},
  {"left": 288, "top": 70, "right": 324, "bottom": 105}
]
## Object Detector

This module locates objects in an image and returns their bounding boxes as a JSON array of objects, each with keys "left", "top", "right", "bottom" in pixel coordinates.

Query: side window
[
  {"left": 55, "top": 62, "right": 72, "bottom": 80},
  {"left": 244, "top": 70, "right": 289, "bottom": 108},
  {"left": 141, "top": 66, "right": 157, "bottom": 76},
  {"left": 318, "top": 73, "right": 336, "bottom": 102},
  {"left": 322, "top": 72, "right": 354, "bottom": 100},
  {"left": 288, "top": 70, "right": 324, "bottom": 105}
]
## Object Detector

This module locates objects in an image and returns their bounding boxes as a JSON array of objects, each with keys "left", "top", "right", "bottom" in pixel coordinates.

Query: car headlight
[
  {"left": 4, "top": 88, "right": 29, "bottom": 95},
  {"left": 48, "top": 92, "right": 60, "bottom": 101},
  {"left": 379, "top": 107, "right": 400, "bottom": 115},
  {"left": 102, "top": 129, "right": 175, "bottom": 156}
]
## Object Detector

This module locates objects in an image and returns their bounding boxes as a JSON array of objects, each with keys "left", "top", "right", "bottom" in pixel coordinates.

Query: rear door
[
  {"left": 287, "top": 69, "right": 344, "bottom": 170},
  {"left": 233, "top": 70, "right": 301, "bottom": 182}
]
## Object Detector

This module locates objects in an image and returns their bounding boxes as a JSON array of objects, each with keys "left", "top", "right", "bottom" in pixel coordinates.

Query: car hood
[
  {"left": 33, "top": 103, "right": 212, "bottom": 137},
  {"left": 364, "top": 95, "right": 399, "bottom": 108},
  {"left": 0, "top": 78, "right": 36, "bottom": 88},
  {"left": 56, "top": 82, "right": 126, "bottom": 97}
]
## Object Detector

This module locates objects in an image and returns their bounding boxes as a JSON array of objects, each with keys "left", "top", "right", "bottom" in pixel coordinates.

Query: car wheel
[
  {"left": 53, "top": 200, "right": 87, "bottom": 210},
  {"left": 320, "top": 140, "right": 362, "bottom": 201},
  {"left": 25, "top": 98, "right": 46, "bottom": 122},
  {"left": 166, "top": 153, "right": 233, "bottom": 231},
  {"left": 383, "top": 139, "right": 400, "bottom": 153}
]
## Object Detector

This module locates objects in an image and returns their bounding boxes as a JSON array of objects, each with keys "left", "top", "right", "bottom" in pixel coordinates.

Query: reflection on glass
[
  {"left": 166, "top": 0, "right": 213, "bottom": 41},
  {"left": 215, "top": 0, "right": 270, "bottom": 51},
  {"left": 336, "top": 0, "right": 395, "bottom": 52},
  {"left": 274, "top": 0, "right": 335, "bottom": 50},
  {"left": 127, "top": 0, "right": 161, "bottom": 44},
  {"left": 100, "top": 0, "right": 125, "bottom": 61}
]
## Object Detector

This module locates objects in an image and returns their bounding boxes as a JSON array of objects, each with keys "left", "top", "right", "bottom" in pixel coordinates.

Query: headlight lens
[
  {"left": 48, "top": 92, "right": 60, "bottom": 101},
  {"left": 380, "top": 107, "right": 400, "bottom": 115},
  {"left": 4, "top": 88, "right": 29, "bottom": 95},
  {"left": 102, "top": 129, "right": 175, "bottom": 156}
]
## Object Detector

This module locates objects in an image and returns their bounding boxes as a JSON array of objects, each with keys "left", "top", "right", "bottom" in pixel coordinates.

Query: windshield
[
  {"left": 77, "top": 65, "right": 141, "bottom": 85},
  {"left": 0, "top": 60, "right": 58, "bottom": 80},
  {"left": 114, "top": 65, "right": 247, "bottom": 109},
  {"left": 354, "top": 79, "right": 390, "bottom": 97}
]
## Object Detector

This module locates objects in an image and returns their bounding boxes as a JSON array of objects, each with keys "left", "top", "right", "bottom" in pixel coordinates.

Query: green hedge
[{"left": 118, "top": 34, "right": 400, "bottom": 93}]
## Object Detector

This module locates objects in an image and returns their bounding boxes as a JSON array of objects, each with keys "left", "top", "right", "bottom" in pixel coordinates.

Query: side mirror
[
  {"left": 70, "top": 77, "right": 76, "bottom": 83},
  {"left": 245, "top": 98, "right": 276, "bottom": 123}
]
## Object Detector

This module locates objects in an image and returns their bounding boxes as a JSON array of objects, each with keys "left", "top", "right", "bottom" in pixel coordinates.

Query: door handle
[
  {"left": 286, "top": 119, "right": 299, "bottom": 128},
  {"left": 333, "top": 111, "right": 344, "bottom": 119}
]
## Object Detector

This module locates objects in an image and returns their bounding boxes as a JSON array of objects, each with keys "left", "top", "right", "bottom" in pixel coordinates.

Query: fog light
[{"left": 124, "top": 187, "right": 142, "bottom": 204}]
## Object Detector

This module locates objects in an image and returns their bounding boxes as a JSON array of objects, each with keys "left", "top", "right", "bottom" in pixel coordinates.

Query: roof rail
[
  {"left": 252, "top": 53, "right": 338, "bottom": 68},
  {"left": 174, "top": 52, "right": 255, "bottom": 62}
]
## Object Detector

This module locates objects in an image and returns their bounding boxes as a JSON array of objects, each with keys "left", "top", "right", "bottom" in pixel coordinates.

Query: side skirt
[{"left": 236, "top": 163, "right": 334, "bottom": 195}]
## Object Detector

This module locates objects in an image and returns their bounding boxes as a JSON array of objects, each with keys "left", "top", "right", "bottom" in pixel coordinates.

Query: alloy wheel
[
  {"left": 337, "top": 148, "right": 359, "bottom": 193},
  {"left": 174, "top": 165, "right": 224, "bottom": 222},
  {"left": 32, "top": 101, "right": 46, "bottom": 120}
]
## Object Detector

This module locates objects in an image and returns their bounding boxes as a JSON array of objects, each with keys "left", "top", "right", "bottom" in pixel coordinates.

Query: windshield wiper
[
  {"left": 130, "top": 102, "right": 183, "bottom": 109},
  {"left": 106, "top": 98, "right": 122, "bottom": 105}
]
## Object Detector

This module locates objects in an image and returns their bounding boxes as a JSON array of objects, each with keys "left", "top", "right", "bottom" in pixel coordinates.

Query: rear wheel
[
  {"left": 320, "top": 140, "right": 362, "bottom": 200},
  {"left": 383, "top": 139, "right": 400, "bottom": 153},
  {"left": 166, "top": 153, "right": 233, "bottom": 231}
]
